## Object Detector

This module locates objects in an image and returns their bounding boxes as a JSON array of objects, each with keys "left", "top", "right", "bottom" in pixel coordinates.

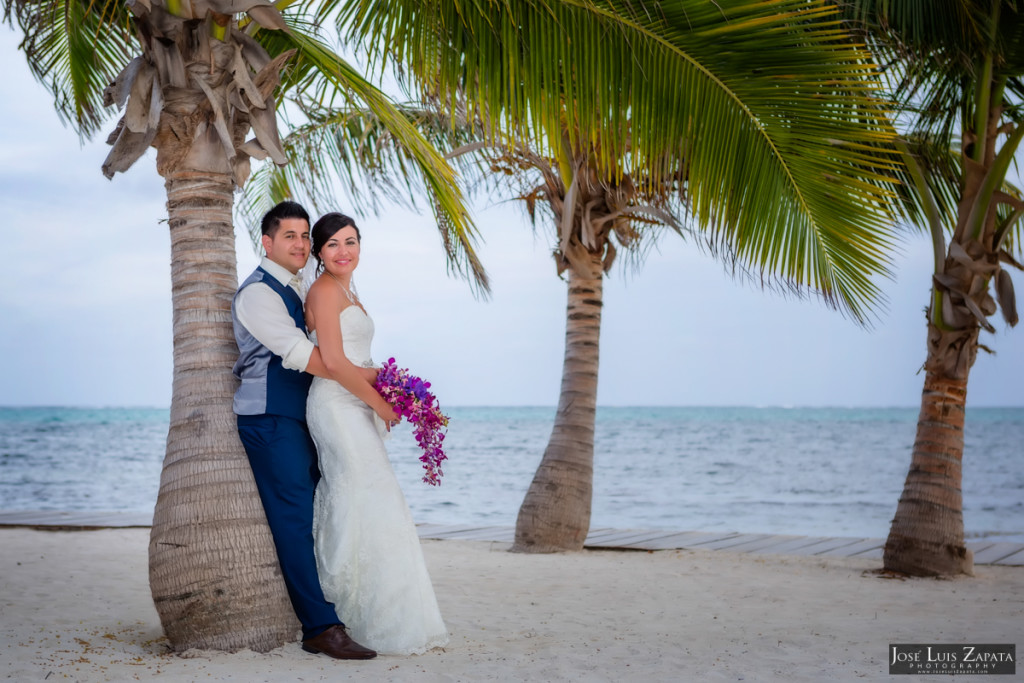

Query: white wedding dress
[{"left": 307, "top": 305, "right": 448, "bottom": 655}]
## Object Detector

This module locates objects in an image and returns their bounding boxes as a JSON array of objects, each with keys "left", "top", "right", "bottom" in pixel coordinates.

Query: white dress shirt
[{"left": 234, "top": 257, "right": 315, "bottom": 372}]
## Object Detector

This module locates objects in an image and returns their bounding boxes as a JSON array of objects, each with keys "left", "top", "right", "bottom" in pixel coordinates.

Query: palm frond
[
  {"left": 242, "top": 13, "right": 490, "bottom": 292},
  {"left": 237, "top": 88, "right": 490, "bottom": 292},
  {"left": 893, "top": 134, "right": 963, "bottom": 231},
  {"left": 841, "top": 1, "right": 1024, "bottom": 153},
  {"left": 4, "top": 0, "right": 134, "bottom": 138},
  {"left": 842, "top": 0, "right": 1024, "bottom": 262},
  {"left": 340, "top": 0, "right": 902, "bottom": 322},
  {"left": 841, "top": 0, "right": 986, "bottom": 56}
]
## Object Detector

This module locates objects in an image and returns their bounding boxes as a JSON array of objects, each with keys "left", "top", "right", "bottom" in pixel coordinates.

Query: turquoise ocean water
[{"left": 1, "top": 406, "right": 1021, "bottom": 542}]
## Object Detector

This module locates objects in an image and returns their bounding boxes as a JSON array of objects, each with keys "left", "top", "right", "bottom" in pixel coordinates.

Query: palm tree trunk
[
  {"left": 148, "top": 169, "right": 297, "bottom": 651},
  {"left": 513, "top": 251, "right": 603, "bottom": 553},
  {"left": 883, "top": 332, "right": 976, "bottom": 577},
  {"left": 883, "top": 103, "right": 1000, "bottom": 577}
]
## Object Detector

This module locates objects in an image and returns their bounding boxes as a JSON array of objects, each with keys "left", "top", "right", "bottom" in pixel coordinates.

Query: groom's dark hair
[{"left": 262, "top": 200, "right": 311, "bottom": 237}]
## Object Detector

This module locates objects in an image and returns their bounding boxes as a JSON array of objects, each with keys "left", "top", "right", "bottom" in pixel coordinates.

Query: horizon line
[{"left": 3, "top": 403, "right": 1023, "bottom": 411}]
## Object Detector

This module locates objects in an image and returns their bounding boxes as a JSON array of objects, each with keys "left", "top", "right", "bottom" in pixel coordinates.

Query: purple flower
[{"left": 374, "top": 358, "right": 450, "bottom": 485}]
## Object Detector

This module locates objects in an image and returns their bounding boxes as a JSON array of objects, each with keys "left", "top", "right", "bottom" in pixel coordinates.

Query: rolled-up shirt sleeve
[{"left": 235, "top": 283, "right": 315, "bottom": 372}]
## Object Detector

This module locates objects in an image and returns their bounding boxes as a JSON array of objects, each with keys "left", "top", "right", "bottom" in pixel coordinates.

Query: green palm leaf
[
  {"left": 247, "top": 18, "right": 488, "bottom": 290},
  {"left": 4, "top": 0, "right": 134, "bottom": 137},
  {"left": 339, "top": 0, "right": 903, "bottom": 322},
  {"left": 239, "top": 98, "right": 490, "bottom": 290},
  {"left": 842, "top": 0, "right": 1024, "bottom": 256},
  {"left": 6, "top": 0, "right": 487, "bottom": 290}
]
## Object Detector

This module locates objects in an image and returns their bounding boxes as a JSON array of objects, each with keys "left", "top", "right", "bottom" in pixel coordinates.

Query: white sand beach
[{"left": 1, "top": 528, "right": 1021, "bottom": 682}]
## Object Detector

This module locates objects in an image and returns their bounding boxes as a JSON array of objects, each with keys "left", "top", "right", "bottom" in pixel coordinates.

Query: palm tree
[
  {"left": 3, "top": 0, "right": 482, "bottom": 651},
  {"left": 483, "top": 142, "right": 686, "bottom": 553},
  {"left": 274, "top": 0, "right": 904, "bottom": 552},
  {"left": 841, "top": 0, "right": 1024, "bottom": 576}
]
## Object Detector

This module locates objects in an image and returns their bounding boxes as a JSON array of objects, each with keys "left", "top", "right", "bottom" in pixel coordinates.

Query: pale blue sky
[{"left": 1, "top": 28, "right": 1021, "bottom": 408}]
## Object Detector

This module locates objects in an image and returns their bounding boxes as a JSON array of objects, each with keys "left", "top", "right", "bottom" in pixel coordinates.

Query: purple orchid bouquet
[{"left": 374, "top": 357, "right": 449, "bottom": 485}]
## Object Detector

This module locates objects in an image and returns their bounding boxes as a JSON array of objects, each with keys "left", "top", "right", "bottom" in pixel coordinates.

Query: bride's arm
[
  {"left": 300, "top": 348, "right": 331, "bottom": 379},
  {"left": 306, "top": 281, "right": 397, "bottom": 422}
]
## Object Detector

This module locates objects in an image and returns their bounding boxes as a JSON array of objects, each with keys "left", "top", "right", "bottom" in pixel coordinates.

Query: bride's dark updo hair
[{"left": 311, "top": 212, "right": 361, "bottom": 274}]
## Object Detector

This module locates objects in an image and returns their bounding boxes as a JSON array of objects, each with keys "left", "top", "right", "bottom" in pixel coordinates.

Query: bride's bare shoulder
[{"left": 307, "top": 276, "right": 342, "bottom": 305}]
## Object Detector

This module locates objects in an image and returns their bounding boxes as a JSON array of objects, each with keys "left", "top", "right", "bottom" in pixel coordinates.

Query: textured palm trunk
[
  {"left": 148, "top": 169, "right": 298, "bottom": 650},
  {"left": 512, "top": 251, "right": 603, "bottom": 553},
  {"left": 883, "top": 221, "right": 985, "bottom": 578},
  {"left": 883, "top": 116, "right": 997, "bottom": 576},
  {"left": 884, "top": 367, "right": 973, "bottom": 576},
  {"left": 883, "top": 257, "right": 982, "bottom": 577}
]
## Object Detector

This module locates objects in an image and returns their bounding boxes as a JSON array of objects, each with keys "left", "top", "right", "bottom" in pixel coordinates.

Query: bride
[{"left": 303, "top": 212, "right": 449, "bottom": 655}]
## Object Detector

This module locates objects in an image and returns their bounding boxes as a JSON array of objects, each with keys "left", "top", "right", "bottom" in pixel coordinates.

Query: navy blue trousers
[{"left": 237, "top": 414, "right": 340, "bottom": 639}]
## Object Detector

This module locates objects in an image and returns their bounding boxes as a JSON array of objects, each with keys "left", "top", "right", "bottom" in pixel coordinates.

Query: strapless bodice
[{"left": 309, "top": 305, "right": 374, "bottom": 367}]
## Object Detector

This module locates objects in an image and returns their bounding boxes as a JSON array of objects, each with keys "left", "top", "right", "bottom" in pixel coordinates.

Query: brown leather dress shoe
[{"left": 302, "top": 625, "right": 377, "bottom": 660}]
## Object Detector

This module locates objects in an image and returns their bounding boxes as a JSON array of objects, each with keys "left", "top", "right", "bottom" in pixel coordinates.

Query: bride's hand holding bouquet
[{"left": 374, "top": 358, "right": 449, "bottom": 485}]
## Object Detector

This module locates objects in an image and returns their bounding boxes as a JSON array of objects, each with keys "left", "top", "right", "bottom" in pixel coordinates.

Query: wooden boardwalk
[{"left": 3, "top": 511, "right": 1022, "bottom": 566}]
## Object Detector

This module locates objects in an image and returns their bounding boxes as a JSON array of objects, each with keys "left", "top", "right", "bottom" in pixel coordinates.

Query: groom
[{"left": 232, "top": 200, "right": 376, "bottom": 660}]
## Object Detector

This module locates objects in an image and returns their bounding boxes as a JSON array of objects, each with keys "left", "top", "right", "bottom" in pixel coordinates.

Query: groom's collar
[{"left": 259, "top": 257, "right": 298, "bottom": 287}]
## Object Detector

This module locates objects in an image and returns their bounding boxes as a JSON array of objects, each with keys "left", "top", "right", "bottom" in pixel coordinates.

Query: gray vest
[{"left": 231, "top": 267, "right": 313, "bottom": 420}]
